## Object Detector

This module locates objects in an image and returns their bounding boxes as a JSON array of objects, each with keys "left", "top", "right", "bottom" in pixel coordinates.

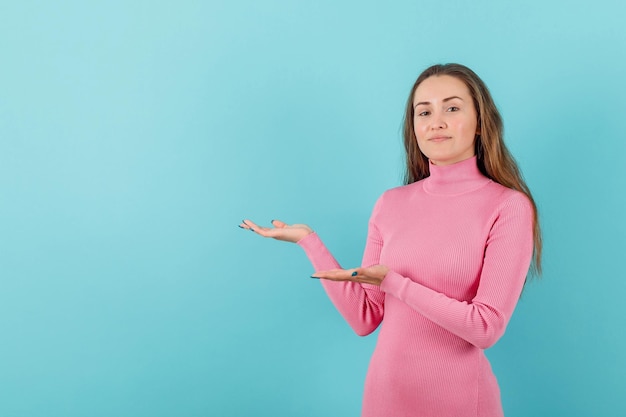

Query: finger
[
  {"left": 350, "top": 268, "right": 384, "bottom": 286},
  {"left": 353, "top": 277, "right": 379, "bottom": 285},
  {"left": 311, "top": 268, "right": 345, "bottom": 276},
  {"left": 270, "top": 219, "right": 288, "bottom": 228},
  {"left": 240, "top": 219, "right": 258, "bottom": 231},
  {"left": 244, "top": 219, "right": 292, "bottom": 239},
  {"left": 241, "top": 219, "right": 269, "bottom": 234},
  {"left": 316, "top": 275, "right": 361, "bottom": 283},
  {"left": 311, "top": 269, "right": 354, "bottom": 280},
  {"left": 314, "top": 275, "right": 353, "bottom": 282},
  {"left": 348, "top": 269, "right": 367, "bottom": 283}
]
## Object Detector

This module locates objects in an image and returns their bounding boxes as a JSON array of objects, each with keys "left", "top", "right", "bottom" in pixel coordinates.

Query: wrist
[{"left": 295, "top": 230, "right": 315, "bottom": 244}]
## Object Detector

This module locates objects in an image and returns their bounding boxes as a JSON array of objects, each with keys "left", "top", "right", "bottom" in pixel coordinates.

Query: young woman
[{"left": 240, "top": 63, "right": 542, "bottom": 417}]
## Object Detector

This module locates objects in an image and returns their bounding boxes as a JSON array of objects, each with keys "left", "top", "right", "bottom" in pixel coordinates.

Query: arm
[
  {"left": 380, "top": 192, "right": 534, "bottom": 349},
  {"left": 297, "top": 214, "right": 386, "bottom": 336},
  {"left": 239, "top": 216, "right": 385, "bottom": 336}
]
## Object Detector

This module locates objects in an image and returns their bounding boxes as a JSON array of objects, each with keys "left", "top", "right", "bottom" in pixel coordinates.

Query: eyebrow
[{"left": 414, "top": 96, "right": 464, "bottom": 108}]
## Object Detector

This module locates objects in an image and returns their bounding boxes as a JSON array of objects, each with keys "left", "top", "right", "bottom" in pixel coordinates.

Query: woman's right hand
[{"left": 239, "top": 219, "right": 313, "bottom": 243}]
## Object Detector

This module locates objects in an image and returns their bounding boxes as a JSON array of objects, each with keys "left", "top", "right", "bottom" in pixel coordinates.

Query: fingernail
[
  {"left": 249, "top": 228, "right": 255, "bottom": 232},
  {"left": 310, "top": 275, "right": 320, "bottom": 279},
  {"left": 270, "top": 219, "right": 275, "bottom": 223},
  {"left": 238, "top": 225, "right": 245, "bottom": 229},
  {"left": 351, "top": 271, "right": 357, "bottom": 276}
]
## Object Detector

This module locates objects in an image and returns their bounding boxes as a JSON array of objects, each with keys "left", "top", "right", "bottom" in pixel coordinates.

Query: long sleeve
[
  {"left": 299, "top": 157, "right": 534, "bottom": 416},
  {"left": 379, "top": 191, "right": 534, "bottom": 349},
  {"left": 297, "top": 202, "right": 386, "bottom": 336}
]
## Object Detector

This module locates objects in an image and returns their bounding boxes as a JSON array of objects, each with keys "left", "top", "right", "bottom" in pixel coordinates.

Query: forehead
[{"left": 413, "top": 75, "right": 472, "bottom": 103}]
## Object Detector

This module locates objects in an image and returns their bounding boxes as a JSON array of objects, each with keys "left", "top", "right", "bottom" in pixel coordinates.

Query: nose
[{"left": 431, "top": 112, "right": 446, "bottom": 129}]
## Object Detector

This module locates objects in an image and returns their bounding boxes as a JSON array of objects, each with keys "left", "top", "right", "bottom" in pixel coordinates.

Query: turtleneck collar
[{"left": 422, "top": 156, "right": 492, "bottom": 195}]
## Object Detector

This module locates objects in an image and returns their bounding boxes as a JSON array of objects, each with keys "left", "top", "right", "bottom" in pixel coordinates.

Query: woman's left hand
[{"left": 311, "top": 265, "right": 389, "bottom": 286}]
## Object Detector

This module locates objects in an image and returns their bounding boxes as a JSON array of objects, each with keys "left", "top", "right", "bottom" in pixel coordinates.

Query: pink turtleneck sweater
[{"left": 298, "top": 157, "right": 534, "bottom": 417}]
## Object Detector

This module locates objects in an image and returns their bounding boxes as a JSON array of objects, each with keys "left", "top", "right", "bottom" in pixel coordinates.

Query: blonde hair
[{"left": 402, "top": 63, "right": 542, "bottom": 275}]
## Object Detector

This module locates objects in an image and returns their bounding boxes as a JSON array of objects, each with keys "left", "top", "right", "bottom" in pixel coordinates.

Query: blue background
[{"left": 1, "top": 1, "right": 625, "bottom": 416}]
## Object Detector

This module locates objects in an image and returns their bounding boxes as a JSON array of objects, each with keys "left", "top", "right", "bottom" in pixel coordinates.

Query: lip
[{"left": 428, "top": 136, "right": 451, "bottom": 142}]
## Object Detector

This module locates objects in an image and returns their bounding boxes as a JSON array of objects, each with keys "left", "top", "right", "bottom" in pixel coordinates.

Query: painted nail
[
  {"left": 351, "top": 271, "right": 358, "bottom": 276},
  {"left": 249, "top": 228, "right": 255, "bottom": 232},
  {"left": 310, "top": 275, "right": 320, "bottom": 279},
  {"left": 238, "top": 225, "right": 245, "bottom": 229}
]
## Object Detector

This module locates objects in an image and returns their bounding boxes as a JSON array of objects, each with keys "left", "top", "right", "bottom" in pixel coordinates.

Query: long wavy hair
[{"left": 402, "top": 63, "right": 542, "bottom": 275}]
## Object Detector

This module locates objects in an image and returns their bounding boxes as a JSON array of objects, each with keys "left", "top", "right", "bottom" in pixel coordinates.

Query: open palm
[{"left": 240, "top": 219, "right": 313, "bottom": 243}]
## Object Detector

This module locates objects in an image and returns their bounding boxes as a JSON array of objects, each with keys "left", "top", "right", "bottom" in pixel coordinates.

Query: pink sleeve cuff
[{"left": 380, "top": 270, "right": 435, "bottom": 316}]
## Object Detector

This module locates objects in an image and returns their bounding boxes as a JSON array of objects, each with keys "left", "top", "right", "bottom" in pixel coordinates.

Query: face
[{"left": 412, "top": 75, "right": 479, "bottom": 166}]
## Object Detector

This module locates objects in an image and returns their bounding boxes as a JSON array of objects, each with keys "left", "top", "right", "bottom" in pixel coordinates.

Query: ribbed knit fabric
[{"left": 297, "top": 156, "right": 534, "bottom": 417}]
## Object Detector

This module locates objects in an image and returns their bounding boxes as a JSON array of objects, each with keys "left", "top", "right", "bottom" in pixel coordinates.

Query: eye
[
  {"left": 416, "top": 110, "right": 430, "bottom": 117},
  {"left": 447, "top": 106, "right": 460, "bottom": 112}
]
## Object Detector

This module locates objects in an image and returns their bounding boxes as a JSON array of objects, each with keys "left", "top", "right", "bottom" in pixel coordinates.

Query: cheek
[
  {"left": 456, "top": 119, "right": 477, "bottom": 139},
  {"left": 462, "top": 116, "right": 479, "bottom": 135},
  {"left": 413, "top": 121, "right": 427, "bottom": 141},
  {"left": 413, "top": 125, "right": 429, "bottom": 153}
]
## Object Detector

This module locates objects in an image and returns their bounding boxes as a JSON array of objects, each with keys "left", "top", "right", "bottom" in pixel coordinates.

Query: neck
[{"left": 423, "top": 156, "right": 491, "bottom": 195}]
